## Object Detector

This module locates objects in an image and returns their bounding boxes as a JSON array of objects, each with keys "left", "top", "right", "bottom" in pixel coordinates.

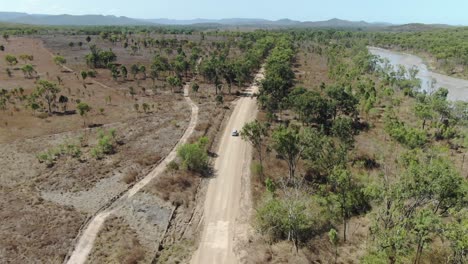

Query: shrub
[
  {"left": 91, "top": 129, "right": 117, "bottom": 159},
  {"left": 87, "top": 70, "right": 97, "bottom": 77},
  {"left": 384, "top": 113, "right": 427, "bottom": 149},
  {"left": 122, "top": 169, "right": 138, "bottom": 184},
  {"left": 36, "top": 143, "right": 82, "bottom": 167},
  {"left": 177, "top": 137, "right": 209, "bottom": 173},
  {"left": 251, "top": 161, "right": 264, "bottom": 178}
]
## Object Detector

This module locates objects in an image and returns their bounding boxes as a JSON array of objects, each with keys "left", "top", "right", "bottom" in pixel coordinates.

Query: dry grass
[
  {"left": 148, "top": 170, "right": 200, "bottom": 207},
  {"left": 0, "top": 186, "right": 85, "bottom": 263},
  {"left": 87, "top": 216, "right": 147, "bottom": 264},
  {"left": 122, "top": 168, "right": 139, "bottom": 184}
]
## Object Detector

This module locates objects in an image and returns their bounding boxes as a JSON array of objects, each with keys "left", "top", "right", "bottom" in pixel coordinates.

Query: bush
[
  {"left": 122, "top": 169, "right": 138, "bottom": 184},
  {"left": 251, "top": 162, "right": 264, "bottom": 178},
  {"left": 87, "top": 70, "right": 97, "bottom": 77},
  {"left": 36, "top": 143, "right": 82, "bottom": 167},
  {"left": 385, "top": 113, "right": 427, "bottom": 149},
  {"left": 91, "top": 129, "right": 117, "bottom": 159},
  {"left": 177, "top": 137, "right": 209, "bottom": 173}
]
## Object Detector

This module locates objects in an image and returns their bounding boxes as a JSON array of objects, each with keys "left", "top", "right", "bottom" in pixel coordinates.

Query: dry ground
[
  {"left": 0, "top": 36, "right": 191, "bottom": 263},
  {"left": 84, "top": 60, "right": 246, "bottom": 263}
]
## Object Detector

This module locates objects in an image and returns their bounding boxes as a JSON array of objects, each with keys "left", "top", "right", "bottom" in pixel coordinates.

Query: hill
[{"left": 0, "top": 13, "right": 154, "bottom": 26}]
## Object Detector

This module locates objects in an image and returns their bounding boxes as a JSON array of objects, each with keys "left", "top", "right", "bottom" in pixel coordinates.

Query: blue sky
[{"left": 1, "top": 0, "right": 467, "bottom": 25}]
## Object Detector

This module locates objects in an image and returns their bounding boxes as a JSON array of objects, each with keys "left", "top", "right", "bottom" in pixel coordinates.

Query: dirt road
[
  {"left": 65, "top": 85, "right": 198, "bottom": 264},
  {"left": 190, "top": 69, "right": 264, "bottom": 264}
]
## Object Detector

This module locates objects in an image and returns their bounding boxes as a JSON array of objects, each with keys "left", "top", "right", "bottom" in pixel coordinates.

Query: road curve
[
  {"left": 190, "top": 69, "right": 264, "bottom": 264},
  {"left": 65, "top": 85, "right": 199, "bottom": 264}
]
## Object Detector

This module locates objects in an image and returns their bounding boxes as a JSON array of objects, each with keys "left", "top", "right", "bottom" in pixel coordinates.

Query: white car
[{"left": 231, "top": 129, "right": 239, "bottom": 137}]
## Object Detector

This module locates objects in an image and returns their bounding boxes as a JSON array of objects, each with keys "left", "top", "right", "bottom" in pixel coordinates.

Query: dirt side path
[
  {"left": 190, "top": 69, "right": 264, "bottom": 264},
  {"left": 65, "top": 84, "right": 199, "bottom": 264}
]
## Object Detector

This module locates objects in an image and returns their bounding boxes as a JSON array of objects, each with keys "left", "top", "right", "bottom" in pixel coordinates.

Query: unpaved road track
[
  {"left": 65, "top": 85, "right": 198, "bottom": 264},
  {"left": 191, "top": 69, "right": 264, "bottom": 264}
]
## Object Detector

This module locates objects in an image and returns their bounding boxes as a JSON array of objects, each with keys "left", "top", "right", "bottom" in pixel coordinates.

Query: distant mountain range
[
  {"left": 0, "top": 11, "right": 456, "bottom": 29},
  {"left": 0, "top": 12, "right": 152, "bottom": 26}
]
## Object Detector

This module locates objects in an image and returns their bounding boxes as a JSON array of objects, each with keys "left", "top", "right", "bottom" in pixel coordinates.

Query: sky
[{"left": 1, "top": 0, "right": 467, "bottom": 25}]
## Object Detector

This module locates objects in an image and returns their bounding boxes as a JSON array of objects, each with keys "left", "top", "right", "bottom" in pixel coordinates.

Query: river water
[{"left": 368, "top": 47, "right": 468, "bottom": 101}]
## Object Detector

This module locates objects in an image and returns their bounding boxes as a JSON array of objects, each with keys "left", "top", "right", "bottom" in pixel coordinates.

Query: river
[{"left": 368, "top": 47, "right": 468, "bottom": 101}]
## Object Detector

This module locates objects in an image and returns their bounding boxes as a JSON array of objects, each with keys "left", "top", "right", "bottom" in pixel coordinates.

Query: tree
[
  {"left": 151, "top": 55, "right": 169, "bottom": 80},
  {"left": 241, "top": 121, "right": 268, "bottom": 172},
  {"left": 289, "top": 87, "right": 333, "bottom": 126},
  {"left": 86, "top": 36, "right": 91, "bottom": 43},
  {"left": 110, "top": 65, "right": 120, "bottom": 81},
  {"left": 120, "top": 65, "right": 128, "bottom": 81},
  {"left": 80, "top": 70, "right": 88, "bottom": 84},
  {"left": 85, "top": 45, "right": 116, "bottom": 68},
  {"left": 21, "top": 64, "right": 36, "bottom": 79},
  {"left": 77, "top": 102, "right": 91, "bottom": 127},
  {"left": 36, "top": 80, "right": 60, "bottom": 115},
  {"left": 139, "top": 65, "right": 146, "bottom": 79},
  {"left": 443, "top": 209, "right": 468, "bottom": 264},
  {"left": 256, "top": 176, "right": 318, "bottom": 252},
  {"left": 410, "top": 209, "right": 440, "bottom": 264},
  {"left": 142, "top": 103, "right": 149, "bottom": 113},
  {"left": 167, "top": 76, "right": 182, "bottom": 93},
  {"left": 58, "top": 95, "right": 69, "bottom": 112},
  {"left": 192, "top": 83, "right": 200, "bottom": 93},
  {"left": 414, "top": 99, "right": 433, "bottom": 130},
  {"left": 5, "top": 54, "right": 17, "bottom": 66},
  {"left": 2, "top": 33, "right": 9, "bottom": 42},
  {"left": 331, "top": 117, "right": 355, "bottom": 147},
  {"left": 129, "top": 87, "right": 136, "bottom": 98},
  {"left": 271, "top": 125, "right": 306, "bottom": 181},
  {"left": 215, "top": 94, "right": 224, "bottom": 105},
  {"left": 53, "top": 55, "right": 66, "bottom": 68},
  {"left": 328, "top": 167, "right": 364, "bottom": 242},
  {"left": 131, "top": 64, "right": 139, "bottom": 79},
  {"left": 326, "top": 85, "right": 358, "bottom": 119}
]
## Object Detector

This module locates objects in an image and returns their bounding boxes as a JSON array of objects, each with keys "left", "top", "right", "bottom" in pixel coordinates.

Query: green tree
[
  {"left": 191, "top": 83, "right": 200, "bottom": 93},
  {"left": 271, "top": 125, "right": 306, "bottom": 181},
  {"left": 120, "top": 65, "right": 128, "bottom": 81},
  {"left": 142, "top": 103, "right": 149, "bottom": 113},
  {"left": 328, "top": 167, "right": 364, "bottom": 242},
  {"left": 3, "top": 33, "right": 9, "bottom": 42},
  {"left": 139, "top": 65, "right": 146, "bottom": 79},
  {"left": 131, "top": 64, "right": 139, "bottom": 79},
  {"left": 80, "top": 70, "right": 88, "bottom": 84},
  {"left": 443, "top": 209, "right": 468, "bottom": 264},
  {"left": 167, "top": 76, "right": 182, "bottom": 93},
  {"left": 331, "top": 117, "right": 355, "bottom": 147},
  {"left": 36, "top": 80, "right": 60, "bottom": 115},
  {"left": 129, "top": 86, "right": 136, "bottom": 98},
  {"left": 77, "top": 102, "right": 91, "bottom": 127},
  {"left": 241, "top": 120, "right": 268, "bottom": 172},
  {"left": 410, "top": 209, "right": 440, "bottom": 264}
]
